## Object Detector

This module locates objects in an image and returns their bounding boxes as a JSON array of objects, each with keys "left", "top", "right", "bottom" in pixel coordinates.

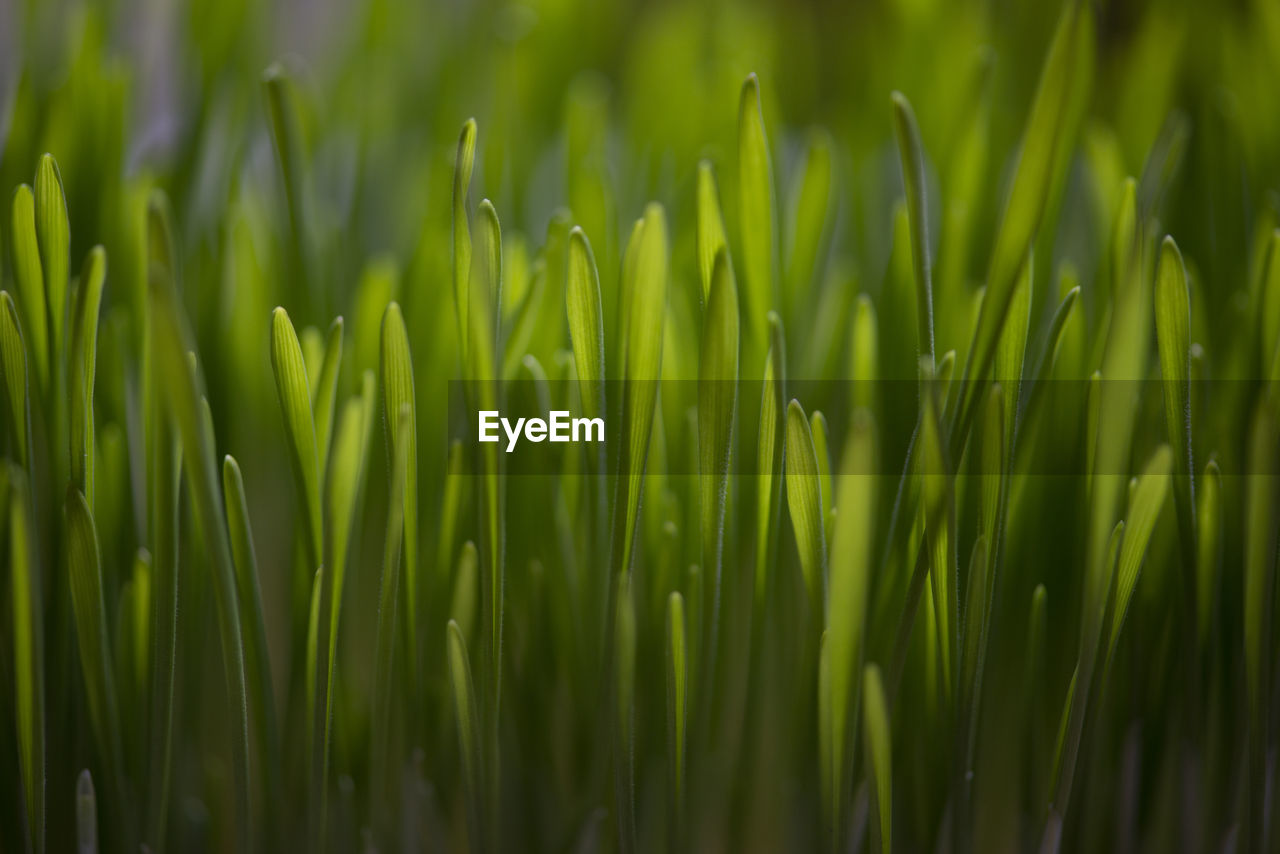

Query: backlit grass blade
[
  {"left": 304, "top": 565, "right": 324, "bottom": 823},
  {"left": 221, "top": 455, "right": 280, "bottom": 837},
  {"left": 1153, "top": 236, "right": 1195, "bottom": 559},
  {"left": 611, "top": 202, "right": 668, "bottom": 578},
  {"left": 567, "top": 227, "right": 605, "bottom": 423},
  {"left": 738, "top": 73, "right": 777, "bottom": 367},
  {"left": 370, "top": 404, "right": 410, "bottom": 826},
  {"left": 825, "top": 409, "right": 876, "bottom": 852},
  {"left": 270, "top": 306, "right": 323, "bottom": 571},
  {"left": 959, "top": 535, "right": 989, "bottom": 748},
  {"left": 312, "top": 317, "right": 344, "bottom": 475},
  {"left": 850, "top": 295, "right": 878, "bottom": 411},
  {"left": 9, "top": 469, "right": 45, "bottom": 854},
  {"left": 447, "top": 619, "right": 484, "bottom": 853},
  {"left": 449, "top": 542, "right": 479, "bottom": 643},
  {"left": 64, "top": 487, "right": 125, "bottom": 819},
  {"left": 148, "top": 199, "right": 252, "bottom": 849},
  {"left": 810, "top": 410, "right": 834, "bottom": 539},
  {"left": 1104, "top": 445, "right": 1173, "bottom": 663},
  {"left": 69, "top": 246, "right": 105, "bottom": 506},
  {"left": 754, "top": 312, "right": 786, "bottom": 612},
  {"left": 76, "top": 770, "right": 97, "bottom": 854},
  {"left": 1261, "top": 230, "right": 1280, "bottom": 372},
  {"left": 891, "top": 92, "right": 935, "bottom": 364},
  {"left": 453, "top": 119, "right": 477, "bottom": 347},
  {"left": 1194, "top": 459, "right": 1221, "bottom": 649},
  {"left": 817, "top": 631, "right": 834, "bottom": 846},
  {"left": 994, "top": 252, "right": 1032, "bottom": 455},
  {"left": 862, "top": 663, "right": 892, "bottom": 854},
  {"left": 11, "top": 185, "right": 49, "bottom": 392},
  {"left": 696, "top": 161, "right": 730, "bottom": 306},
  {"left": 665, "top": 591, "right": 687, "bottom": 849},
  {"left": 784, "top": 399, "right": 826, "bottom": 615},
  {"left": 0, "top": 292, "right": 32, "bottom": 466},
  {"left": 263, "top": 65, "right": 316, "bottom": 300},
  {"left": 784, "top": 129, "right": 833, "bottom": 323},
  {"left": 1244, "top": 401, "right": 1276, "bottom": 852},
  {"left": 380, "top": 302, "right": 419, "bottom": 675},
  {"left": 35, "top": 154, "right": 69, "bottom": 376},
  {"left": 613, "top": 574, "right": 637, "bottom": 854},
  {"left": 953, "top": 0, "right": 1090, "bottom": 445},
  {"left": 697, "top": 248, "right": 739, "bottom": 677}
]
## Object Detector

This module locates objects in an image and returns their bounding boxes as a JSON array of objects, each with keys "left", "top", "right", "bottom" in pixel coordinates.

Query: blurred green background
[{"left": 3, "top": 0, "right": 1280, "bottom": 851}]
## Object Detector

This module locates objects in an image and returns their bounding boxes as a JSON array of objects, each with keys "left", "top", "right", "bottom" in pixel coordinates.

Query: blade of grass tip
[
  {"left": 1022, "top": 584, "right": 1049, "bottom": 806},
  {"left": 862, "top": 663, "right": 892, "bottom": 854},
  {"left": 567, "top": 227, "right": 606, "bottom": 424},
  {"left": 449, "top": 542, "right": 479, "bottom": 645},
  {"left": 11, "top": 185, "right": 49, "bottom": 393},
  {"left": 453, "top": 119, "right": 478, "bottom": 348},
  {"left": 1103, "top": 444, "right": 1173, "bottom": 665},
  {"left": 615, "top": 217, "right": 645, "bottom": 376},
  {"left": 1153, "top": 237, "right": 1195, "bottom": 561},
  {"left": 613, "top": 574, "right": 637, "bottom": 854},
  {"left": 891, "top": 92, "right": 935, "bottom": 366},
  {"left": 221, "top": 455, "right": 280, "bottom": 840},
  {"left": 698, "top": 248, "right": 739, "bottom": 688},
  {"left": 739, "top": 73, "right": 777, "bottom": 369},
  {"left": 826, "top": 409, "right": 877, "bottom": 853},
  {"left": 953, "top": 0, "right": 1089, "bottom": 448},
  {"left": 313, "top": 317, "right": 344, "bottom": 475},
  {"left": 77, "top": 769, "right": 97, "bottom": 854},
  {"left": 35, "top": 154, "right": 69, "bottom": 382},
  {"left": 696, "top": 161, "right": 730, "bottom": 308},
  {"left": 64, "top": 487, "right": 126, "bottom": 820},
  {"left": 371, "top": 404, "right": 411, "bottom": 827},
  {"left": 665, "top": 591, "right": 688, "bottom": 850},
  {"left": 785, "top": 399, "right": 826, "bottom": 617},
  {"left": 144, "top": 192, "right": 181, "bottom": 853},
  {"left": 754, "top": 312, "right": 786, "bottom": 615},
  {"left": 69, "top": 246, "right": 105, "bottom": 506},
  {"left": 850, "top": 295, "right": 877, "bottom": 412},
  {"left": 270, "top": 306, "right": 323, "bottom": 573},
  {"left": 1244, "top": 401, "right": 1277, "bottom": 853},
  {"left": 9, "top": 468, "right": 45, "bottom": 854},
  {"left": 148, "top": 204, "right": 252, "bottom": 851},
  {"left": 447, "top": 619, "right": 484, "bottom": 853},
  {"left": 380, "top": 302, "right": 419, "bottom": 682},
  {"left": 1194, "top": 459, "right": 1221, "bottom": 650},
  {"left": 784, "top": 129, "right": 833, "bottom": 325},
  {"left": 611, "top": 202, "right": 668, "bottom": 580},
  {"left": 0, "top": 292, "right": 32, "bottom": 467},
  {"left": 810, "top": 410, "right": 834, "bottom": 540}
]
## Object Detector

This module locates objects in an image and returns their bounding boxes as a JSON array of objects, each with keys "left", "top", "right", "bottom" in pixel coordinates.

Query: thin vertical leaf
[
  {"left": 665, "top": 591, "right": 687, "bottom": 849},
  {"left": 738, "top": 73, "right": 777, "bottom": 366},
  {"left": 11, "top": 185, "right": 49, "bottom": 392},
  {"left": 9, "top": 469, "right": 45, "bottom": 854},
  {"left": 891, "top": 91, "right": 935, "bottom": 364},
  {"left": 380, "top": 302, "right": 419, "bottom": 674},
  {"left": 567, "top": 227, "right": 605, "bottom": 423},
  {"left": 448, "top": 619, "right": 484, "bottom": 853},
  {"left": 1153, "top": 236, "right": 1195, "bottom": 560},
  {"left": 785, "top": 399, "right": 826, "bottom": 613},
  {"left": 696, "top": 161, "right": 730, "bottom": 306},
  {"left": 313, "top": 316, "right": 344, "bottom": 475},
  {"left": 35, "top": 154, "right": 70, "bottom": 375},
  {"left": 0, "top": 292, "right": 31, "bottom": 466},
  {"left": 270, "top": 306, "right": 323, "bottom": 572},
  {"left": 862, "top": 663, "right": 892, "bottom": 854},
  {"left": 754, "top": 312, "right": 786, "bottom": 611},
  {"left": 68, "top": 246, "right": 106, "bottom": 506}
]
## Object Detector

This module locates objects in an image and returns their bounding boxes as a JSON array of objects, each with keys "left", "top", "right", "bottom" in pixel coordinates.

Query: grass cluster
[{"left": 1, "top": 0, "right": 1280, "bottom": 851}]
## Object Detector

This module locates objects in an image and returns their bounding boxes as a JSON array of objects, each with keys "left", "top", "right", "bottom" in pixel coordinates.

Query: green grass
[{"left": 2, "top": 0, "right": 1280, "bottom": 851}]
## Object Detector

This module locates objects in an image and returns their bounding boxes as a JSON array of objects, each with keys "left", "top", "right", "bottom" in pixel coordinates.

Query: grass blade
[
  {"left": 891, "top": 92, "right": 935, "bottom": 364},
  {"left": 1153, "top": 236, "right": 1195, "bottom": 560},
  {"left": 11, "top": 185, "right": 49, "bottom": 393},
  {"left": 447, "top": 619, "right": 484, "bottom": 853},
  {"left": 68, "top": 247, "right": 106, "bottom": 506},
  {"left": 453, "top": 119, "right": 477, "bottom": 347},
  {"left": 567, "top": 227, "right": 605, "bottom": 423},
  {"left": 1244, "top": 401, "right": 1276, "bottom": 852},
  {"left": 35, "top": 154, "right": 69, "bottom": 377},
  {"left": 9, "top": 469, "right": 45, "bottom": 853},
  {"left": 76, "top": 770, "right": 97, "bottom": 854},
  {"left": 665, "top": 591, "right": 687, "bottom": 850},
  {"left": 696, "top": 161, "right": 730, "bottom": 306},
  {"left": 825, "top": 409, "right": 877, "bottom": 852},
  {"left": 784, "top": 129, "right": 833, "bottom": 324},
  {"left": 1194, "top": 459, "right": 1221, "bottom": 649},
  {"left": 613, "top": 573, "right": 637, "bottom": 854},
  {"left": 380, "top": 302, "right": 419, "bottom": 680},
  {"left": 810, "top": 410, "right": 834, "bottom": 540},
  {"left": 784, "top": 399, "right": 826, "bottom": 615},
  {"left": 738, "top": 73, "right": 777, "bottom": 367},
  {"left": 754, "top": 313, "right": 786, "bottom": 612},
  {"left": 313, "top": 317, "right": 344, "bottom": 475},
  {"left": 0, "top": 292, "right": 32, "bottom": 466},
  {"left": 953, "top": 0, "right": 1090, "bottom": 445},
  {"left": 1104, "top": 445, "right": 1173, "bottom": 663},
  {"left": 270, "top": 306, "right": 323, "bottom": 572},
  {"left": 862, "top": 663, "right": 892, "bottom": 854}
]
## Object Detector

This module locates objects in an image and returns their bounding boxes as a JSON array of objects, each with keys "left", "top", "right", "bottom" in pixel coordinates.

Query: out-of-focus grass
[{"left": 1, "top": 0, "right": 1280, "bottom": 851}]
